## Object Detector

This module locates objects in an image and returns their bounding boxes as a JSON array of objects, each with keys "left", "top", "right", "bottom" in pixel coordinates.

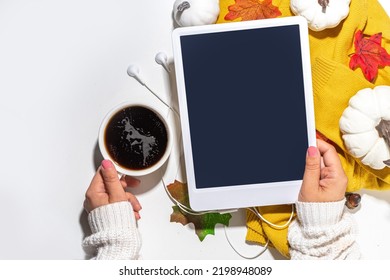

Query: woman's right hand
[{"left": 299, "top": 139, "right": 348, "bottom": 203}]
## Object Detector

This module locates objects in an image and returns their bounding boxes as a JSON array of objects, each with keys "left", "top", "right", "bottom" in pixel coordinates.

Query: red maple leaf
[
  {"left": 349, "top": 30, "right": 390, "bottom": 83},
  {"left": 224, "top": 0, "right": 282, "bottom": 21}
]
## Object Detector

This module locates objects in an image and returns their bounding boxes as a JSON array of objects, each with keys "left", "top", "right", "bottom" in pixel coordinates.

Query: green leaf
[{"left": 168, "top": 180, "right": 232, "bottom": 241}]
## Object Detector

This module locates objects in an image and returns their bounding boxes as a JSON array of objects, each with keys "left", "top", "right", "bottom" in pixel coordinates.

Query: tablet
[{"left": 172, "top": 16, "right": 316, "bottom": 211}]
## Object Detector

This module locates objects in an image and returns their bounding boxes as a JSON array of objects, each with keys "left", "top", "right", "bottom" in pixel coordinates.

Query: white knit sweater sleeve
[
  {"left": 83, "top": 201, "right": 141, "bottom": 260},
  {"left": 287, "top": 199, "right": 361, "bottom": 260}
]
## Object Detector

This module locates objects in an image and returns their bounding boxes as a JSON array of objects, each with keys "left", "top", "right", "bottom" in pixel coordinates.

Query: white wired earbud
[
  {"left": 126, "top": 63, "right": 179, "bottom": 116},
  {"left": 126, "top": 64, "right": 146, "bottom": 85},
  {"left": 155, "top": 51, "right": 171, "bottom": 72}
]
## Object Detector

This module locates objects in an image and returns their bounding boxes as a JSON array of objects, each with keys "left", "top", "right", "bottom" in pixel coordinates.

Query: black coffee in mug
[{"left": 104, "top": 106, "right": 168, "bottom": 171}]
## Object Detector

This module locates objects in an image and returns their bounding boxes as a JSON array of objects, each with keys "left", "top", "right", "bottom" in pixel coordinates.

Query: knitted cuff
[
  {"left": 88, "top": 201, "right": 136, "bottom": 234},
  {"left": 295, "top": 199, "right": 346, "bottom": 228},
  {"left": 85, "top": 201, "right": 141, "bottom": 260}
]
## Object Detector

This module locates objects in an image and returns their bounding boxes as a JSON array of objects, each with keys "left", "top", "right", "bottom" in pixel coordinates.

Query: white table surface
[{"left": 0, "top": 0, "right": 389, "bottom": 260}]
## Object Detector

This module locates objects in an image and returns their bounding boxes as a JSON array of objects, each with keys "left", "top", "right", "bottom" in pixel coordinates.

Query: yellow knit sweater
[{"left": 217, "top": 0, "right": 390, "bottom": 258}]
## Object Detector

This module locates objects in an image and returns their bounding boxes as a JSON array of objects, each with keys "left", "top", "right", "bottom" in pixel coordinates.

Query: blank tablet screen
[{"left": 180, "top": 24, "right": 308, "bottom": 189}]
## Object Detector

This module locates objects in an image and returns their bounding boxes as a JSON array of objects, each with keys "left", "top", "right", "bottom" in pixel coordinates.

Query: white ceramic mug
[{"left": 98, "top": 101, "right": 172, "bottom": 177}]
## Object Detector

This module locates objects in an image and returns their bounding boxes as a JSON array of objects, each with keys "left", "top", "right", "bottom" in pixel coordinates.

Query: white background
[{"left": 0, "top": 0, "right": 389, "bottom": 260}]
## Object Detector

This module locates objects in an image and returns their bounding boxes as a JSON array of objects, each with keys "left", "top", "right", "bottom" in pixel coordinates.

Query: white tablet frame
[{"left": 172, "top": 16, "right": 316, "bottom": 211}]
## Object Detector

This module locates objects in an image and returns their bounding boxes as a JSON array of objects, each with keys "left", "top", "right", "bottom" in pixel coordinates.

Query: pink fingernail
[
  {"left": 307, "top": 146, "right": 318, "bottom": 157},
  {"left": 101, "top": 159, "right": 113, "bottom": 169}
]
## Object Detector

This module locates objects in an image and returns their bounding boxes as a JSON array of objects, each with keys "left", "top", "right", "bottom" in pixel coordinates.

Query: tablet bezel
[{"left": 172, "top": 16, "right": 316, "bottom": 211}]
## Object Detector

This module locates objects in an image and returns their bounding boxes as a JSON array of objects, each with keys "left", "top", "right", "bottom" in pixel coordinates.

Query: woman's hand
[
  {"left": 299, "top": 139, "right": 347, "bottom": 203},
  {"left": 84, "top": 159, "right": 142, "bottom": 219}
]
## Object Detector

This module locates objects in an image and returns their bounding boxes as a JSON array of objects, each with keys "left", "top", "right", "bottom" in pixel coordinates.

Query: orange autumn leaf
[
  {"left": 224, "top": 0, "right": 282, "bottom": 21},
  {"left": 349, "top": 30, "right": 390, "bottom": 83},
  {"left": 167, "top": 180, "right": 190, "bottom": 207}
]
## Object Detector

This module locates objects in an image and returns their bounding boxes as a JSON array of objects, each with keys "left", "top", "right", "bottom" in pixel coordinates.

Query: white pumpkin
[
  {"left": 339, "top": 86, "right": 390, "bottom": 170},
  {"left": 173, "top": 0, "right": 220, "bottom": 27},
  {"left": 290, "top": 0, "right": 351, "bottom": 31}
]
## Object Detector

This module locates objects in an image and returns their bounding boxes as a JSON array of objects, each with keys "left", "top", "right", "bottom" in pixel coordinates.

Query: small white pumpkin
[
  {"left": 339, "top": 86, "right": 390, "bottom": 170},
  {"left": 290, "top": 0, "right": 351, "bottom": 31},
  {"left": 173, "top": 0, "right": 220, "bottom": 27}
]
